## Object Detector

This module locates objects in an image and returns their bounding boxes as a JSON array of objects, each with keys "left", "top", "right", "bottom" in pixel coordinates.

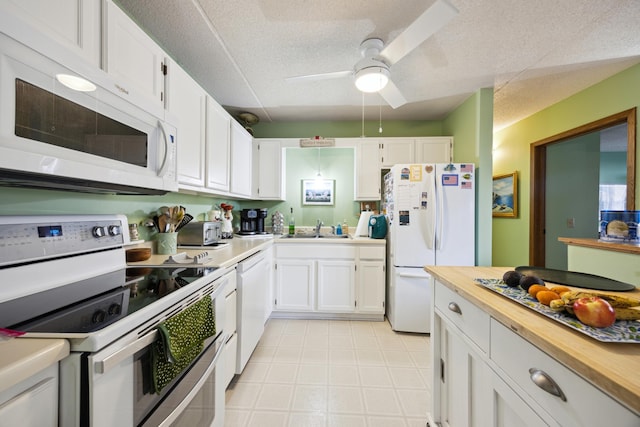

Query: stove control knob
[
  {"left": 108, "top": 225, "right": 121, "bottom": 236},
  {"left": 93, "top": 226, "right": 106, "bottom": 238},
  {"left": 108, "top": 303, "right": 122, "bottom": 315},
  {"left": 92, "top": 309, "right": 107, "bottom": 323}
]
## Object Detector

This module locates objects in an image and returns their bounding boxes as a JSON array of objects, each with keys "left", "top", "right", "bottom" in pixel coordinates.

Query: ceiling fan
[{"left": 286, "top": 0, "right": 458, "bottom": 109}]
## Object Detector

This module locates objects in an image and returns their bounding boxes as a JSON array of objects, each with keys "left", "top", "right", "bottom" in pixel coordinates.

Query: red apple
[{"left": 572, "top": 297, "right": 616, "bottom": 328}]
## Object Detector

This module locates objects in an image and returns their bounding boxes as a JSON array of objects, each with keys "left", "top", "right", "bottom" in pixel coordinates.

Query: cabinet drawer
[
  {"left": 490, "top": 319, "right": 637, "bottom": 426},
  {"left": 434, "top": 281, "right": 489, "bottom": 352},
  {"left": 359, "top": 245, "right": 385, "bottom": 260},
  {"left": 276, "top": 244, "right": 357, "bottom": 259}
]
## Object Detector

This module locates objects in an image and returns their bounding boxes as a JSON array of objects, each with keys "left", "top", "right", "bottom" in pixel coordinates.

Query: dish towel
[{"left": 151, "top": 296, "right": 216, "bottom": 394}]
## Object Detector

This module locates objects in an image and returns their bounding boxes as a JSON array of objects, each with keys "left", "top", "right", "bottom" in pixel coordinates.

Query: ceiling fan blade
[
  {"left": 379, "top": 80, "right": 407, "bottom": 109},
  {"left": 285, "top": 70, "right": 352, "bottom": 82},
  {"left": 380, "top": 0, "right": 458, "bottom": 65}
]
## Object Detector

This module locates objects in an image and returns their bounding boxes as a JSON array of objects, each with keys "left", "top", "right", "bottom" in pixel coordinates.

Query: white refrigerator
[{"left": 384, "top": 163, "right": 475, "bottom": 333}]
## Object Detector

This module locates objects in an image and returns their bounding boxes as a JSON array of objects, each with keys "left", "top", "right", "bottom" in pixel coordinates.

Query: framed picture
[
  {"left": 302, "top": 179, "right": 334, "bottom": 205},
  {"left": 492, "top": 171, "right": 518, "bottom": 217}
]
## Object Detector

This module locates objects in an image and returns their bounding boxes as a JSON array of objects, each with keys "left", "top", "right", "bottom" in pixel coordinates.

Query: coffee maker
[{"left": 238, "top": 208, "right": 269, "bottom": 235}]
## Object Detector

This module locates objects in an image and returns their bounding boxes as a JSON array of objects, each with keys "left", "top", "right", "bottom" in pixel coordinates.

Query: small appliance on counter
[
  {"left": 177, "top": 221, "right": 223, "bottom": 246},
  {"left": 368, "top": 214, "right": 388, "bottom": 239},
  {"left": 355, "top": 211, "right": 374, "bottom": 237},
  {"left": 237, "top": 208, "right": 270, "bottom": 235}
]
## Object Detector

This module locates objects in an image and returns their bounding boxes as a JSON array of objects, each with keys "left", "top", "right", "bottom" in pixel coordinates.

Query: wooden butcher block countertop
[{"left": 425, "top": 266, "right": 640, "bottom": 415}]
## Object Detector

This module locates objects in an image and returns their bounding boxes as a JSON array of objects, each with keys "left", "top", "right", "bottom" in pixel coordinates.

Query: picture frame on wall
[
  {"left": 302, "top": 179, "right": 334, "bottom": 205},
  {"left": 492, "top": 171, "right": 518, "bottom": 217}
]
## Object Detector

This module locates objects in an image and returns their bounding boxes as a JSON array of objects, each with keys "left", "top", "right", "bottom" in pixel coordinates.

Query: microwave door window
[{"left": 14, "top": 79, "right": 148, "bottom": 168}]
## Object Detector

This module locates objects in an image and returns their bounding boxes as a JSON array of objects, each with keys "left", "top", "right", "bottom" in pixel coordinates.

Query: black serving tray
[{"left": 515, "top": 266, "right": 636, "bottom": 292}]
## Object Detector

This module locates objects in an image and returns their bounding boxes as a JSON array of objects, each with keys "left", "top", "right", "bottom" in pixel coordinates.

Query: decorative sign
[{"left": 299, "top": 136, "right": 335, "bottom": 147}]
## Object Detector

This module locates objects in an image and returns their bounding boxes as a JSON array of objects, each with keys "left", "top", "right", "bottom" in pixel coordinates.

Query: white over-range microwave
[{"left": 0, "top": 33, "right": 178, "bottom": 195}]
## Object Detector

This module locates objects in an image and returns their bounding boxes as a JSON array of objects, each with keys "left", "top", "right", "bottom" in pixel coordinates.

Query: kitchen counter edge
[
  {"left": 0, "top": 338, "right": 70, "bottom": 394},
  {"left": 425, "top": 265, "right": 640, "bottom": 415}
]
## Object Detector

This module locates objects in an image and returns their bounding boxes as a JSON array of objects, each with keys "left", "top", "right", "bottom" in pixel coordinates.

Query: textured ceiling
[{"left": 114, "top": 0, "right": 640, "bottom": 130}]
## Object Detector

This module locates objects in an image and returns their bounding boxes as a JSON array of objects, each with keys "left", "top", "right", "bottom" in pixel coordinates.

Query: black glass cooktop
[{"left": 0, "top": 266, "right": 217, "bottom": 334}]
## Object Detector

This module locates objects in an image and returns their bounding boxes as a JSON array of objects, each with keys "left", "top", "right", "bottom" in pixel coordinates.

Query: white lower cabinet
[
  {"left": 0, "top": 364, "right": 58, "bottom": 427},
  {"left": 317, "top": 260, "right": 356, "bottom": 312},
  {"left": 431, "top": 278, "right": 638, "bottom": 427},
  {"left": 273, "top": 242, "right": 385, "bottom": 319},
  {"left": 274, "top": 259, "right": 315, "bottom": 311},
  {"left": 222, "top": 272, "right": 237, "bottom": 389}
]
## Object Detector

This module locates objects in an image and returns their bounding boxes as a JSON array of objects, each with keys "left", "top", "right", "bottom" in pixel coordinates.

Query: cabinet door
[
  {"left": 355, "top": 139, "right": 382, "bottom": 200},
  {"left": 487, "top": 373, "right": 549, "bottom": 427},
  {"left": 414, "top": 137, "right": 452, "bottom": 163},
  {"left": 263, "top": 246, "right": 274, "bottom": 322},
  {"left": 205, "top": 97, "right": 231, "bottom": 192},
  {"left": 104, "top": 0, "right": 166, "bottom": 115},
  {"left": 253, "top": 139, "right": 285, "bottom": 200},
  {"left": 381, "top": 139, "right": 414, "bottom": 167},
  {"left": 437, "top": 319, "right": 489, "bottom": 427},
  {"left": 357, "top": 260, "right": 385, "bottom": 313},
  {"left": 2, "top": 0, "right": 101, "bottom": 67},
  {"left": 317, "top": 260, "right": 356, "bottom": 312},
  {"left": 0, "top": 365, "right": 58, "bottom": 427},
  {"left": 168, "top": 62, "right": 206, "bottom": 187},
  {"left": 223, "top": 333, "right": 237, "bottom": 389},
  {"left": 229, "top": 120, "right": 253, "bottom": 197},
  {"left": 274, "top": 260, "right": 315, "bottom": 311}
]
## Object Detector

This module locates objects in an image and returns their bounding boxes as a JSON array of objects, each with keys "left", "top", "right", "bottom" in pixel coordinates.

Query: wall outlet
[{"left": 567, "top": 217, "right": 575, "bottom": 228}]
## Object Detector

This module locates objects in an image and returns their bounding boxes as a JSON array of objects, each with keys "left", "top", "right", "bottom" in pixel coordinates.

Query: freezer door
[
  {"left": 390, "top": 164, "right": 436, "bottom": 268},
  {"left": 389, "top": 266, "right": 431, "bottom": 333},
  {"left": 435, "top": 163, "right": 475, "bottom": 266}
]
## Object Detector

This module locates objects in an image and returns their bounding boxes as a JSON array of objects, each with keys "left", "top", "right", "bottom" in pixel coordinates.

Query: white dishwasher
[{"left": 236, "top": 250, "right": 268, "bottom": 374}]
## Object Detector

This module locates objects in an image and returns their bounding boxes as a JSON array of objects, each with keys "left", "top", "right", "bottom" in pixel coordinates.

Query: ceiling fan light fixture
[{"left": 354, "top": 66, "right": 390, "bottom": 93}]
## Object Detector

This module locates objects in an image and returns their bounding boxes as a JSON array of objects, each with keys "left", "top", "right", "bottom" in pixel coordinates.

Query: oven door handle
[
  {"left": 155, "top": 333, "right": 229, "bottom": 427},
  {"left": 95, "top": 329, "right": 158, "bottom": 374}
]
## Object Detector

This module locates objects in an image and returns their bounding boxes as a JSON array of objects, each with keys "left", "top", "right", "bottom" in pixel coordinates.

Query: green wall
[
  {"left": 545, "top": 134, "right": 600, "bottom": 269},
  {"left": 600, "top": 151, "right": 627, "bottom": 185},
  {"left": 443, "top": 88, "right": 494, "bottom": 266},
  {"left": 493, "top": 63, "right": 640, "bottom": 267}
]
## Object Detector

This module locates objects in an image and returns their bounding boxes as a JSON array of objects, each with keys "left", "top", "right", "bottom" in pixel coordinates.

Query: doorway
[{"left": 529, "top": 108, "right": 636, "bottom": 267}]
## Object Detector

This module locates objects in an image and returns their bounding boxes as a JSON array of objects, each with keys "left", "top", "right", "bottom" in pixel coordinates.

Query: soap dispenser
[{"left": 336, "top": 223, "right": 342, "bottom": 235}]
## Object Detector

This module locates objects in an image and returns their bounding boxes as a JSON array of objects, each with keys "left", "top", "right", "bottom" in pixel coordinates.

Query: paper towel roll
[{"left": 355, "top": 211, "right": 374, "bottom": 237}]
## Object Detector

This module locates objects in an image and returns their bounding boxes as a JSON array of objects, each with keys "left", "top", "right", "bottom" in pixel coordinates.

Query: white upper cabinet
[
  {"left": 0, "top": 0, "right": 101, "bottom": 68},
  {"left": 205, "top": 97, "right": 231, "bottom": 192},
  {"left": 380, "top": 137, "right": 452, "bottom": 167},
  {"left": 354, "top": 138, "right": 382, "bottom": 201},
  {"left": 229, "top": 120, "right": 253, "bottom": 198},
  {"left": 103, "top": 0, "right": 166, "bottom": 117},
  {"left": 253, "top": 139, "right": 286, "bottom": 200},
  {"left": 415, "top": 137, "right": 453, "bottom": 163},
  {"left": 167, "top": 61, "right": 206, "bottom": 188}
]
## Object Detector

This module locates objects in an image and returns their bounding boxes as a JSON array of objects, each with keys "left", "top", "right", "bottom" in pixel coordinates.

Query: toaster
[{"left": 177, "top": 221, "right": 222, "bottom": 246}]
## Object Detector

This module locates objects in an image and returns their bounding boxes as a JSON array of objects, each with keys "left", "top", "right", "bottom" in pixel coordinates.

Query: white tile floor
[{"left": 225, "top": 318, "right": 432, "bottom": 427}]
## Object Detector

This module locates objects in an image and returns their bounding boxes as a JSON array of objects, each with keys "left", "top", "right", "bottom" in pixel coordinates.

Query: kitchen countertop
[
  {"left": 0, "top": 338, "right": 70, "bottom": 394},
  {"left": 559, "top": 237, "right": 640, "bottom": 255},
  {"left": 426, "top": 265, "right": 640, "bottom": 415},
  {"left": 128, "top": 235, "right": 274, "bottom": 268},
  {"left": 276, "top": 234, "right": 386, "bottom": 244}
]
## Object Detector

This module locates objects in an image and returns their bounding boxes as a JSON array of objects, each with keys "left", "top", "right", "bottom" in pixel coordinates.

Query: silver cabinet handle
[
  {"left": 447, "top": 302, "right": 462, "bottom": 315},
  {"left": 529, "top": 368, "right": 567, "bottom": 401}
]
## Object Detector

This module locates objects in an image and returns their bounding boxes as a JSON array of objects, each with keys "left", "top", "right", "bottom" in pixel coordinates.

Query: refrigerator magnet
[
  {"left": 442, "top": 174, "right": 459, "bottom": 186},
  {"left": 409, "top": 165, "right": 422, "bottom": 181}
]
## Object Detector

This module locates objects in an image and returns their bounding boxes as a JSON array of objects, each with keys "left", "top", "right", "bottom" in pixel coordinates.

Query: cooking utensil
[
  {"left": 126, "top": 247, "right": 152, "bottom": 262},
  {"left": 175, "top": 213, "right": 194, "bottom": 232}
]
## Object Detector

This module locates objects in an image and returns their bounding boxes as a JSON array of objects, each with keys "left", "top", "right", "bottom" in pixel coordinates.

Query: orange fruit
[
  {"left": 550, "top": 286, "right": 570, "bottom": 296},
  {"left": 536, "top": 290, "right": 561, "bottom": 306},
  {"left": 528, "top": 284, "right": 547, "bottom": 298}
]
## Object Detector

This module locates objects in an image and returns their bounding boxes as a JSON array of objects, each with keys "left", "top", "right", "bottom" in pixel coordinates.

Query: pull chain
[
  {"left": 379, "top": 102, "right": 383, "bottom": 134},
  {"left": 361, "top": 92, "right": 365, "bottom": 137}
]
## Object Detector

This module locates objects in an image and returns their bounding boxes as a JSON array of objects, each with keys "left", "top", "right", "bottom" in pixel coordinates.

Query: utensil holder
[{"left": 156, "top": 232, "right": 178, "bottom": 255}]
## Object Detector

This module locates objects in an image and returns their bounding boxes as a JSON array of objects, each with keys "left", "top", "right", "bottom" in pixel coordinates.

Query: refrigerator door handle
[
  {"left": 436, "top": 169, "right": 445, "bottom": 250},
  {"left": 398, "top": 272, "right": 431, "bottom": 279}
]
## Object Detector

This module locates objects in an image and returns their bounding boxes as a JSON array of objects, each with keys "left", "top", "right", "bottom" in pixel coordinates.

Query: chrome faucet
[{"left": 315, "top": 219, "right": 323, "bottom": 237}]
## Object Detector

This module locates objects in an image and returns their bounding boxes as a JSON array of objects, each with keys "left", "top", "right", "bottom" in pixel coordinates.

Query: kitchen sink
[{"left": 282, "top": 234, "right": 351, "bottom": 239}]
